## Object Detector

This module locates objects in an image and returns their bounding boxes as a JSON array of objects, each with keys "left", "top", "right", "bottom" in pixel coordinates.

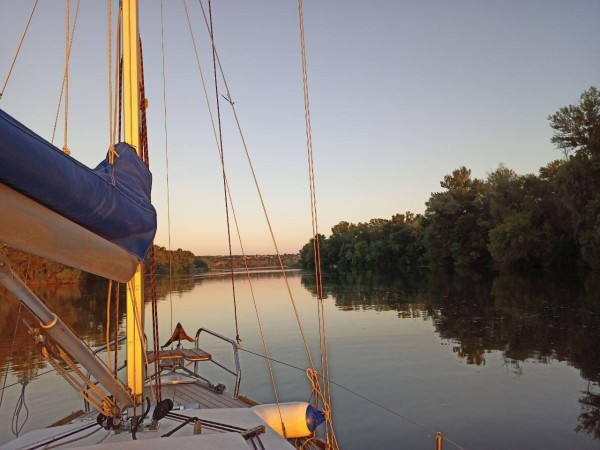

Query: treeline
[
  {"left": 301, "top": 87, "right": 600, "bottom": 271},
  {"left": 0, "top": 244, "right": 209, "bottom": 286},
  {"left": 148, "top": 245, "right": 209, "bottom": 273},
  {"left": 0, "top": 244, "right": 82, "bottom": 285}
]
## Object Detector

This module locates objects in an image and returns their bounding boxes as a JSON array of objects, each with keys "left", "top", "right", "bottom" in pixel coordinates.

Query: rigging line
[
  {"left": 148, "top": 246, "right": 162, "bottom": 401},
  {"left": 106, "top": 280, "right": 113, "bottom": 372},
  {"left": 159, "top": 0, "right": 174, "bottom": 338},
  {"left": 16, "top": 422, "right": 99, "bottom": 450},
  {"left": 240, "top": 348, "right": 467, "bottom": 450},
  {"left": 138, "top": 37, "right": 162, "bottom": 401},
  {"left": 113, "top": 282, "right": 120, "bottom": 378},
  {"left": 208, "top": 0, "right": 241, "bottom": 346},
  {"left": 0, "top": 368, "right": 56, "bottom": 393},
  {"left": 112, "top": 3, "right": 122, "bottom": 147},
  {"left": 51, "top": 0, "right": 81, "bottom": 144},
  {"left": 223, "top": 174, "right": 288, "bottom": 438},
  {"left": 296, "top": 1, "right": 335, "bottom": 446},
  {"left": 0, "top": 304, "right": 22, "bottom": 412},
  {"left": 42, "top": 353, "right": 107, "bottom": 413},
  {"left": 195, "top": 0, "right": 317, "bottom": 375},
  {"left": 126, "top": 279, "right": 157, "bottom": 403},
  {"left": 108, "top": 0, "right": 113, "bottom": 148},
  {"left": 298, "top": 0, "right": 323, "bottom": 381},
  {"left": 181, "top": 4, "right": 284, "bottom": 431},
  {"left": 42, "top": 426, "right": 101, "bottom": 450},
  {"left": 11, "top": 379, "right": 29, "bottom": 437},
  {"left": 0, "top": 0, "right": 39, "bottom": 101},
  {"left": 63, "top": 0, "right": 71, "bottom": 155}
]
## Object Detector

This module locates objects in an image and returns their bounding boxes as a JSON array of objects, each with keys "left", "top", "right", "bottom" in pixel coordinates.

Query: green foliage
[
  {"left": 579, "top": 194, "right": 600, "bottom": 269},
  {"left": 548, "top": 86, "right": 600, "bottom": 159},
  {"left": 301, "top": 87, "right": 600, "bottom": 271},
  {"left": 301, "top": 213, "right": 425, "bottom": 271},
  {"left": 1, "top": 245, "right": 83, "bottom": 285},
  {"left": 424, "top": 166, "right": 491, "bottom": 266},
  {"left": 488, "top": 213, "right": 541, "bottom": 267},
  {"left": 149, "top": 245, "right": 206, "bottom": 273}
]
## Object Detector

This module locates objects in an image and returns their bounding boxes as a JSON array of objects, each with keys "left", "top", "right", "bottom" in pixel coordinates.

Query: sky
[{"left": 0, "top": 0, "right": 599, "bottom": 255}]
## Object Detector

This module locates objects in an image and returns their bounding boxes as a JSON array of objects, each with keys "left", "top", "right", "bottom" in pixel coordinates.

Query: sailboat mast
[{"left": 121, "top": 0, "right": 144, "bottom": 410}]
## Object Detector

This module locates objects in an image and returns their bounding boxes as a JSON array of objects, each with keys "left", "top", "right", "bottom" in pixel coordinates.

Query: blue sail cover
[{"left": 0, "top": 109, "right": 156, "bottom": 261}]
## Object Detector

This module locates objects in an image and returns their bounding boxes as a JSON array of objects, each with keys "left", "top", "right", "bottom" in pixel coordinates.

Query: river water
[{"left": 0, "top": 269, "right": 598, "bottom": 449}]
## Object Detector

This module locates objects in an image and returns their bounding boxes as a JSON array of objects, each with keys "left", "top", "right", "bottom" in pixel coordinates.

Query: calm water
[{"left": 0, "top": 269, "right": 599, "bottom": 449}]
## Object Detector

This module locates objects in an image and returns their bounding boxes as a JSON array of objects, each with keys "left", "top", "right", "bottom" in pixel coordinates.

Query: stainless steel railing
[{"left": 194, "top": 327, "right": 242, "bottom": 398}]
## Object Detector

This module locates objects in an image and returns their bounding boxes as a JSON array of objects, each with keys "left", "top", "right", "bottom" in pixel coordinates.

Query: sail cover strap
[{"left": 0, "top": 109, "right": 156, "bottom": 261}]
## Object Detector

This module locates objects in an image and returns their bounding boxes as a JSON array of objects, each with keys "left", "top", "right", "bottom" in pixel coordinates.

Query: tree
[
  {"left": 548, "top": 86, "right": 600, "bottom": 159},
  {"left": 488, "top": 213, "right": 542, "bottom": 268},
  {"left": 579, "top": 194, "right": 600, "bottom": 269},
  {"left": 424, "top": 166, "right": 491, "bottom": 266}
]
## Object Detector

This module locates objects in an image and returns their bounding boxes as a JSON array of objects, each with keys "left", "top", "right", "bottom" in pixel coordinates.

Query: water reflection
[
  {"left": 302, "top": 268, "right": 600, "bottom": 440},
  {"left": 1, "top": 268, "right": 598, "bottom": 444},
  {"left": 0, "top": 282, "right": 123, "bottom": 381}
]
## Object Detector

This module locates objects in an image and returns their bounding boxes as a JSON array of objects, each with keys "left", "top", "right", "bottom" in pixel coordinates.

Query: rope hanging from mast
[
  {"left": 139, "top": 36, "right": 163, "bottom": 402},
  {"left": 107, "top": 0, "right": 119, "bottom": 165},
  {"left": 63, "top": 0, "right": 71, "bottom": 155},
  {"left": 194, "top": 0, "right": 318, "bottom": 378},
  {"left": 159, "top": 0, "right": 175, "bottom": 339},
  {"left": 51, "top": 0, "right": 81, "bottom": 144},
  {"left": 208, "top": 0, "right": 241, "bottom": 346},
  {"left": 297, "top": 0, "right": 337, "bottom": 446},
  {"left": 182, "top": 0, "right": 288, "bottom": 435}
]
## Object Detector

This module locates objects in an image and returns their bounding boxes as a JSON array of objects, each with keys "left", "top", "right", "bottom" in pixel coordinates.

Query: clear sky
[{"left": 1, "top": 0, "right": 599, "bottom": 255}]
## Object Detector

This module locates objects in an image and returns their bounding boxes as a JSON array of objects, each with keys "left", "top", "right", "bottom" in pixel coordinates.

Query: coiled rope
[{"left": 11, "top": 379, "right": 29, "bottom": 437}]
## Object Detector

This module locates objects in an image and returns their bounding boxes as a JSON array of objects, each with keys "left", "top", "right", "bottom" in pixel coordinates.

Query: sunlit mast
[{"left": 122, "top": 0, "right": 144, "bottom": 413}]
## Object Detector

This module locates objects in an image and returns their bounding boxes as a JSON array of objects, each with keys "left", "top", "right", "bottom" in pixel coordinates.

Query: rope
[
  {"left": 11, "top": 378, "right": 29, "bottom": 437},
  {"left": 106, "top": 280, "right": 113, "bottom": 372},
  {"left": 296, "top": 1, "right": 336, "bottom": 447},
  {"left": 194, "top": 0, "right": 318, "bottom": 377},
  {"left": 118, "top": 55, "right": 123, "bottom": 142},
  {"left": 112, "top": 4, "right": 122, "bottom": 148},
  {"left": 139, "top": 37, "right": 162, "bottom": 400},
  {"left": 113, "top": 282, "right": 120, "bottom": 378},
  {"left": 127, "top": 279, "right": 157, "bottom": 403},
  {"left": 107, "top": 0, "right": 118, "bottom": 165},
  {"left": 240, "top": 348, "right": 468, "bottom": 450},
  {"left": 159, "top": 0, "right": 174, "bottom": 337},
  {"left": 31, "top": 329, "right": 119, "bottom": 416},
  {"left": 207, "top": 0, "right": 241, "bottom": 346},
  {"left": 51, "top": 0, "right": 81, "bottom": 144},
  {"left": 182, "top": 1, "right": 286, "bottom": 435},
  {"left": 63, "top": 0, "right": 71, "bottom": 155},
  {"left": 149, "top": 246, "right": 162, "bottom": 401},
  {"left": 0, "top": 304, "right": 22, "bottom": 411},
  {"left": 0, "top": 368, "right": 55, "bottom": 393},
  {"left": 224, "top": 174, "right": 288, "bottom": 438},
  {"left": 0, "top": 0, "right": 39, "bottom": 102}
]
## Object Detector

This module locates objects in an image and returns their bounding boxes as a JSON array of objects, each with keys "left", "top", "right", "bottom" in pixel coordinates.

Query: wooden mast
[{"left": 122, "top": 0, "right": 144, "bottom": 411}]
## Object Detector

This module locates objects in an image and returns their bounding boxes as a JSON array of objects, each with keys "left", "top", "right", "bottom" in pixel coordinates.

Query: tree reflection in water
[{"left": 301, "top": 267, "right": 600, "bottom": 440}]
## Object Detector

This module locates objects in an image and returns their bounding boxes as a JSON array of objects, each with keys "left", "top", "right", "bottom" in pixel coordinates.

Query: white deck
[
  {"left": 0, "top": 407, "right": 294, "bottom": 450},
  {"left": 160, "top": 379, "right": 250, "bottom": 409}
]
